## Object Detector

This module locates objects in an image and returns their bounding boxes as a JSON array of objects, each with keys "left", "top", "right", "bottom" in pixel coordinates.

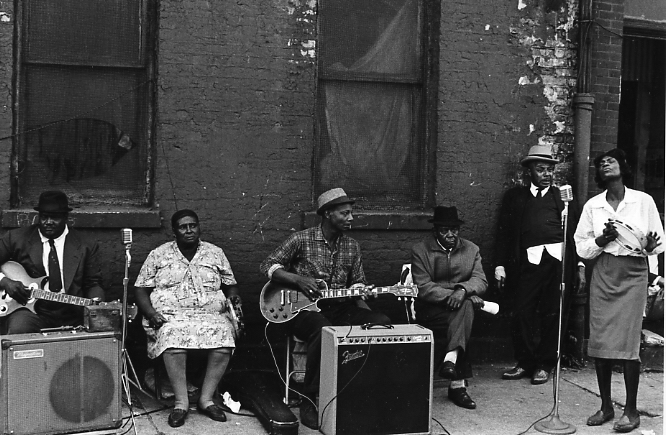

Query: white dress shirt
[
  {"left": 525, "top": 184, "right": 563, "bottom": 265},
  {"left": 574, "top": 187, "right": 665, "bottom": 260}
]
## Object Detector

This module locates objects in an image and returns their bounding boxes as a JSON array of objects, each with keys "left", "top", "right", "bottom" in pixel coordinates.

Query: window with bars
[
  {"left": 315, "top": 0, "right": 437, "bottom": 209},
  {"left": 14, "top": 0, "right": 156, "bottom": 207}
]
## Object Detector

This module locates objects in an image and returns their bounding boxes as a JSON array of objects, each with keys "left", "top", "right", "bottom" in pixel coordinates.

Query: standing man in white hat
[
  {"left": 260, "top": 187, "right": 390, "bottom": 430},
  {"left": 495, "top": 146, "right": 585, "bottom": 384}
]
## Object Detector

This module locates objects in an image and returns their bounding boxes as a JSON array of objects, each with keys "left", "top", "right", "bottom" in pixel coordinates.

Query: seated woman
[{"left": 134, "top": 209, "right": 241, "bottom": 428}]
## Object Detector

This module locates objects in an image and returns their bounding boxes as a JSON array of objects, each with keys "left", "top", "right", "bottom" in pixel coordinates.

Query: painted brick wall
[
  {"left": 0, "top": 0, "right": 582, "bottom": 358},
  {"left": 588, "top": 0, "right": 624, "bottom": 194}
]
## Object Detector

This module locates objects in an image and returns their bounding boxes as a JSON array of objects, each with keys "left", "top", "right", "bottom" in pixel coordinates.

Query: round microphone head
[{"left": 559, "top": 184, "right": 573, "bottom": 202}]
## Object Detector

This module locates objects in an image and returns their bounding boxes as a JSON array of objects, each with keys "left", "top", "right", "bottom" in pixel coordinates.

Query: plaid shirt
[{"left": 260, "top": 226, "right": 366, "bottom": 289}]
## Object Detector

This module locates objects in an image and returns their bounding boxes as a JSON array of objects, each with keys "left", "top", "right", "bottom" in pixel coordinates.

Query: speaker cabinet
[
  {"left": 319, "top": 324, "right": 433, "bottom": 435},
  {"left": 0, "top": 331, "right": 122, "bottom": 435}
]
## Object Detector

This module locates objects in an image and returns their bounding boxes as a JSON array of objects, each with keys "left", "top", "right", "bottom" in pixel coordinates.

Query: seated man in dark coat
[
  {"left": 0, "top": 191, "right": 104, "bottom": 334},
  {"left": 411, "top": 206, "right": 487, "bottom": 409}
]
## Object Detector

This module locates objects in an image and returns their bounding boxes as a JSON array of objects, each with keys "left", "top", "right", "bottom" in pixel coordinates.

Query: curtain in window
[{"left": 319, "top": 0, "right": 420, "bottom": 194}]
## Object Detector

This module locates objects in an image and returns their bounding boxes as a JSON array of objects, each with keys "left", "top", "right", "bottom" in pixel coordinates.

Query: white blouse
[{"left": 574, "top": 187, "right": 665, "bottom": 260}]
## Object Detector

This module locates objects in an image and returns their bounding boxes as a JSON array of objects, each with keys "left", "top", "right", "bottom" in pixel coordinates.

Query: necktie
[{"left": 48, "top": 239, "right": 63, "bottom": 292}]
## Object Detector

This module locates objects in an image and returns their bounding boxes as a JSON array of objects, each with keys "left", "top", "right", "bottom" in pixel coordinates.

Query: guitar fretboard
[
  {"left": 318, "top": 286, "right": 415, "bottom": 299},
  {"left": 30, "top": 289, "right": 95, "bottom": 306}
]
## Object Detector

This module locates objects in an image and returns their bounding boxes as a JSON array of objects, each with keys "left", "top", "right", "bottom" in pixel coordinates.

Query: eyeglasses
[{"left": 435, "top": 227, "right": 459, "bottom": 235}]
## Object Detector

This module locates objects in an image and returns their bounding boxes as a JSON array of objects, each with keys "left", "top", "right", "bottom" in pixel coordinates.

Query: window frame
[
  {"left": 313, "top": 0, "right": 439, "bottom": 211},
  {"left": 11, "top": 0, "right": 158, "bottom": 209}
]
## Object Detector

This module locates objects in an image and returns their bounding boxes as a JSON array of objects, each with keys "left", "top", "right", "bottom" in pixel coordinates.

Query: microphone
[
  {"left": 559, "top": 184, "right": 573, "bottom": 203},
  {"left": 121, "top": 228, "right": 133, "bottom": 245}
]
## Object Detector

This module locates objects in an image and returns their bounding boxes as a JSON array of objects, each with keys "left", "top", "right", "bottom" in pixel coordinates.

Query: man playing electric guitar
[
  {"left": 260, "top": 188, "right": 390, "bottom": 430},
  {"left": 0, "top": 191, "right": 105, "bottom": 334}
]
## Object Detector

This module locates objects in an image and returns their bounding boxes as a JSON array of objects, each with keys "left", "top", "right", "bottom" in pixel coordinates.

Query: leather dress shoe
[
  {"left": 586, "top": 409, "right": 614, "bottom": 426},
  {"left": 448, "top": 388, "right": 476, "bottom": 409},
  {"left": 613, "top": 414, "right": 640, "bottom": 433},
  {"left": 438, "top": 361, "right": 456, "bottom": 379},
  {"left": 299, "top": 398, "right": 318, "bottom": 430},
  {"left": 502, "top": 365, "right": 529, "bottom": 380},
  {"left": 531, "top": 368, "right": 550, "bottom": 385},
  {"left": 198, "top": 404, "right": 227, "bottom": 422},
  {"left": 168, "top": 408, "right": 188, "bottom": 427}
]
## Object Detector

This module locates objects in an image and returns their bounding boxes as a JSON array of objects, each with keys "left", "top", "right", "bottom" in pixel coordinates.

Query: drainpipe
[{"left": 570, "top": 0, "right": 595, "bottom": 364}]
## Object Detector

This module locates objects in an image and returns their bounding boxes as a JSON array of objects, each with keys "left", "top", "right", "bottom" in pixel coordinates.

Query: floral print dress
[{"left": 135, "top": 241, "right": 238, "bottom": 359}]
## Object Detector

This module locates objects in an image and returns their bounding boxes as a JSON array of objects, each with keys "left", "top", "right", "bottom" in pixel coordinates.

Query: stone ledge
[
  {"left": 302, "top": 210, "right": 431, "bottom": 230},
  {"left": 2, "top": 208, "right": 162, "bottom": 229}
]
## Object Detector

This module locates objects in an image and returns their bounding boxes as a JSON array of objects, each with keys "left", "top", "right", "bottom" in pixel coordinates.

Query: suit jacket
[
  {"left": 495, "top": 185, "right": 580, "bottom": 293},
  {"left": 0, "top": 225, "right": 104, "bottom": 323}
]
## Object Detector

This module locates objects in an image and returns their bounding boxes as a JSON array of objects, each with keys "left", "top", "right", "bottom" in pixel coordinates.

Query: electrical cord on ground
[{"left": 431, "top": 416, "right": 452, "bottom": 435}]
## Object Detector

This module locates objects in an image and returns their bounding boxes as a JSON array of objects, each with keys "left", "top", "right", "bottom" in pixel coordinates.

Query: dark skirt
[{"left": 588, "top": 253, "right": 647, "bottom": 360}]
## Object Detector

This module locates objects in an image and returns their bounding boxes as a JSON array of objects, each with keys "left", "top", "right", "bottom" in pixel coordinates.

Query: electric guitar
[
  {"left": 260, "top": 280, "right": 418, "bottom": 323},
  {"left": 0, "top": 261, "right": 137, "bottom": 320}
]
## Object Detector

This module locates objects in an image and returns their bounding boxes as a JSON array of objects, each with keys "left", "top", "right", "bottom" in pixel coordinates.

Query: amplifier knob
[
  {"left": 399, "top": 337, "right": 404, "bottom": 341},
  {"left": 388, "top": 337, "right": 393, "bottom": 342},
  {"left": 407, "top": 336, "right": 412, "bottom": 341}
]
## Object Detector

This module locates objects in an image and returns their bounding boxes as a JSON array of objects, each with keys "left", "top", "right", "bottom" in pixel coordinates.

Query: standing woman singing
[{"left": 574, "top": 149, "right": 664, "bottom": 433}]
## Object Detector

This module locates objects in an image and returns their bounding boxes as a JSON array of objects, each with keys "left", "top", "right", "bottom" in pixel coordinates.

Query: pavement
[{"left": 118, "top": 361, "right": 663, "bottom": 435}]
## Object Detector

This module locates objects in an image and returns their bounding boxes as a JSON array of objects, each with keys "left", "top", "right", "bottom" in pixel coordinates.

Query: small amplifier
[
  {"left": 0, "top": 331, "right": 122, "bottom": 435},
  {"left": 319, "top": 324, "right": 433, "bottom": 435}
]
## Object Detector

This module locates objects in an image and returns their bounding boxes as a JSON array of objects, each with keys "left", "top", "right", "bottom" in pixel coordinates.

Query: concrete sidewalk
[{"left": 121, "top": 362, "right": 663, "bottom": 435}]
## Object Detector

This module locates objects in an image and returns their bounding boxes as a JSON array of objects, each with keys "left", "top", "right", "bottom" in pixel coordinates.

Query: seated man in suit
[
  {"left": 0, "top": 191, "right": 105, "bottom": 334},
  {"left": 411, "top": 206, "right": 487, "bottom": 409}
]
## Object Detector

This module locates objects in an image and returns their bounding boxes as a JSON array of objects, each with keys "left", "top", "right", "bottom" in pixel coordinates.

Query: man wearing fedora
[
  {"left": 411, "top": 206, "right": 487, "bottom": 409},
  {"left": 0, "top": 191, "right": 105, "bottom": 334},
  {"left": 260, "top": 187, "right": 390, "bottom": 429},
  {"left": 495, "top": 145, "right": 584, "bottom": 384}
]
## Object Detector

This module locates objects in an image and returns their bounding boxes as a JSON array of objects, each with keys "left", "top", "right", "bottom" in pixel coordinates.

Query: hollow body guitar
[
  {"left": 0, "top": 261, "right": 136, "bottom": 319},
  {"left": 260, "top": 280, "right": 417, "bottom": 323}
]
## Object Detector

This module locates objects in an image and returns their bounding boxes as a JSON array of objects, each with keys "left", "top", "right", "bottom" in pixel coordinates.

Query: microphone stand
[
  {"left": 120, "top": 240, "right": 143, "bottom": 435},
  {"left": 535, "top": 200, "right": 576, "bottom": 434}
]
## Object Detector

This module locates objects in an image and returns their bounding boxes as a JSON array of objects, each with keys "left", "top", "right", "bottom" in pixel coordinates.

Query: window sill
[
  {"left": 302, "top": 211, "right": 431, "bottom": 230},
  {"left": 2, "top": 208, "right": 162, "bottom": 229}
]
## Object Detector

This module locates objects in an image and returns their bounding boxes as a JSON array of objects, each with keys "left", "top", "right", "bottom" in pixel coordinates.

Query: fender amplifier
[
  {"left": 0, "top": 331, "right": 122, "bottom": 435},
  {"left": 319, "top": 324, "right": 433, "bottom": 435}
]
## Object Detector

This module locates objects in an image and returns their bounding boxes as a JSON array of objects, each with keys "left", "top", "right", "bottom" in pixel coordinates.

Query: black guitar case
[{"left": 222, "top": 370, "right": 299, "bottom": 435}]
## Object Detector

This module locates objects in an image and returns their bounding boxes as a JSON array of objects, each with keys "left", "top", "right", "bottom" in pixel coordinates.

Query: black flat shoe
[
  {"left": 613, "top": 414, "right": 640, "bottom": 433},
  {"left": 438, "top": 361, "right": 457, "bottom": 379},
  {"left": 198, "top": 404, "right": 227, "bottom": 422},
  {"left": 448, "top": 388, "right": 476, "bottom": 409},
  {"left": 168, "top": 408, "right": 188, "bottom": 427},
  {"left": 299, "top": 399, "right": 318, "bottom": 429},
  {"left": 586, "top": 409, "right": 614, "bottom": 426},
  {"left": 502, "top": 365, "right": 529, "bottom": 380}
]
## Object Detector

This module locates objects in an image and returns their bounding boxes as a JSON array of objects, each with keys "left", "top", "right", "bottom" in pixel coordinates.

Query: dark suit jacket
[
  {"left": 495, "top": 185, "right": 580, "bottom": 293},
  {"left": 0, "top": 225, "right": 104, "bottom": 323}
]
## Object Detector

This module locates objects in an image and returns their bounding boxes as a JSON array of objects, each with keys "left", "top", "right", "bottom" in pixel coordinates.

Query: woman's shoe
[
  {"left": 586, "top": 409, "right": 614, "bottom": 426},
  {"left": 613, "top": 414, "right": 640, "bottom": 433},
  {"left": 168, "top": 408, "right": 188, "bottom": 427}
]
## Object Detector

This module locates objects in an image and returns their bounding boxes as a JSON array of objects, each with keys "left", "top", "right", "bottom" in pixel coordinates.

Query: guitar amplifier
[
  {"left": 0, "top": 331, "right": 122, "bottom": 435},
  {"left": 319, "top": 324, "right": 433, "bottom": 435}
]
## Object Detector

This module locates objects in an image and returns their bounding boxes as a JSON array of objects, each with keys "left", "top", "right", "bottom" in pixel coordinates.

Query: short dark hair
[
  {"left": 593, "top": 148, "right": 632, "bottom": 189},
  {"left": 171, "top": 209, "right": 199, "bottom": 229}
]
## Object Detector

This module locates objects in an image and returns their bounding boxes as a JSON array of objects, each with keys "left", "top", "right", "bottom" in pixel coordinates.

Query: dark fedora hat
[
  {"left": 428, "top": 206, "right": 464, "bottom": 226},
  {"left": 34, "top": 190, "right": 73, "bottom": 213},
  {"left": 317, "top": 188, "right": 355, "bottom": 215}
]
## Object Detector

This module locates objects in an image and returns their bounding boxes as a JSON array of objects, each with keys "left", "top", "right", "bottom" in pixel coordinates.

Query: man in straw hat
[
  {"left": 260, "top": 187, "right": 390, "bottom": 430},
  {"left": 0, "top": 190, "right": 105, "bottom": 334},
  {"left": 411, "top": 206, "right": 487, "bottom": 409},
  {"left": 495, "top": 145, "right": 584, "bottom": 384}
]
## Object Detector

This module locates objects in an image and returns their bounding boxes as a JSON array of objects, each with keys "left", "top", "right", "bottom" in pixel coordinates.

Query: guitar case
[{"left": 222, "top": 370, "right": 299, "bottom": 435}]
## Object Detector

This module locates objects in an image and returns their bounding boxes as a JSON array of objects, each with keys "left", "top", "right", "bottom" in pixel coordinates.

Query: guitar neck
[
  {"left": 30, "top": 289, "right": 95, "bottom": 306},
  {"left": 319, "top": 286, "right": 398, "bottom": 299}
]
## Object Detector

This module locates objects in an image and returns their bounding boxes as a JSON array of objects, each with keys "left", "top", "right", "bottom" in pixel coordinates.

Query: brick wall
[
  {"left": 0, "top": 0, "right": 583, "bottom": 358},
  {"left": 588, "top": 0, "right": 624, "bottom": 194}
]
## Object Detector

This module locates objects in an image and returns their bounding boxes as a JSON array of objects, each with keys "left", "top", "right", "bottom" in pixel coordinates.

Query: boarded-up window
[
  {"left": 15, "top": 0, "right": 155, "bottom": 207},
  {"left": 316, "top": 0, "right": 433, "bottom": 209}
]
